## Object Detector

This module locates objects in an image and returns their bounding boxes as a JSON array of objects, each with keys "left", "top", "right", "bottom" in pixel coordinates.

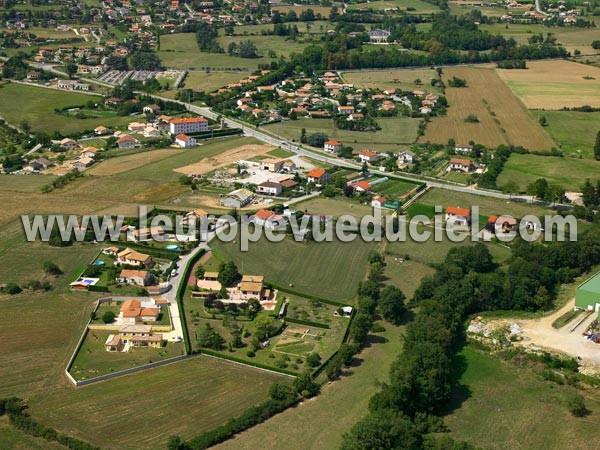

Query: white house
[
  {"left": 358, "top": 150, "right": 379, "bottom": 163},
  {"left": 169, "top": 117, "right": 209, "bottom": 135},
  {"left": 257, "top": 181, "right": 283, "bottom": 196},
  {"left": 368, "top": 29, "right": 391, "bottom": 43},
  {"left": 447, "top": 158, "right": 476, "bottom": 173},
  {"left": 175, "top": 134, "right": 197, "bottom": 148},
  {"left": 371, "top": 195, "right": 387, "bottom": 208},
  {"left": 454, "top": 144, "right": 473, "bottom": 154},
  {"left": 324, "top": 140, "right": 342, "bottom": 153},
  {"left": 397, "top": 150, "right": 415, "bottom": 165},
  {"left": 117, "top": 135, "right": 139, "bottom": 150},
  {"left": 445, "top": 206, "right": 471, "bottom": 228}
]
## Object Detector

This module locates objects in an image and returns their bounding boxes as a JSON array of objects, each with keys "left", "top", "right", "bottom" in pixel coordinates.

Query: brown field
[
  {"left": 174, "top": 143, "right": 275, "bottom": 175},
  {"left": 88, "top": 149, "right": 182, "bottom": 176},
  {"left": 496, "top": 60, "right": 600, "bottom": 109},
  {"left": 419, "top": 66, "right": 555, "bottom": 150}
]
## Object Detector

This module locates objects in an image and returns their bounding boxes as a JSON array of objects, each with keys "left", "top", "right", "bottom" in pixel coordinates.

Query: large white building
[{"left": 169, "top": 117, "right": 210, "bottom": 135}]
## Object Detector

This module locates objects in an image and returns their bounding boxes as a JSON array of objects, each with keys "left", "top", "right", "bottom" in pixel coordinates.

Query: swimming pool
[
  {"left": 94, "top": 260, "right": 105, "bottom": 266},
  {"left": 166, "top": 244, "right": 180, "bottom": 251}
]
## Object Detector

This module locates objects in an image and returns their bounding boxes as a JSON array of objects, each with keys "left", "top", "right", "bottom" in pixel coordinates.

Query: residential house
[
  {"left": 368, "top": 29, "right": 391, "bottom": 43},
  {"left": 95, "top": 126, "right": 111, "bottom": 135},
  {"left": 175, "top": 134, "right": 197, "bottom": 148},
  {"left": 351, "top": 180, "right": 372, "bottom": 193},
  {"left": 338, "top": 105, "right": 355, "bottom": 115},
  {"left": 60, "top": 138, "right": 79, "bottom": 150},
  {"left": 447, "top": 158, "right": 476, "bottom": 173},
  {"left": 57, "top": 80, "right": 90, "bottom": 91},
  {"left": 81, "top": 146, "right": 99, "bottom": 159},
  {"left": 324, "top": 140, "right": 342, "bottom": 153},
  {"left": 143, "top": 126, "right": 161, "bottom": 138},
  {"left": 132, "top": 226, "right": 165, "bottom": 242},
  {"left": 118, "top": 324, "right": 163, "bottom": 348},
  {"left": 486, "top": 215, "right": 517, "bottom": 234},
  {"left": 257, "top": 181, "right": 283, "bottom": 196},
  {"left": 71, "top": 156, "right": 95, "bottom": 170},
  {"left": 28, "top": 158, "right": 53, "bottom": 171},
  {"left": 128, "top": 122, "right": 147, "bottom": 133},
  {"left": 445, "top": 206, "right": 471, "bottom": 227},
  {"left": 117, "top": 135, "right": 139, "bottom": 150},
  {"left": 359, "top": 150, "right": 379, "bottom": 163},
  {"left": 239, "top": 275, "right": 266, "bottom": 299},
  {"left": 371, "top": 195, "right": 387, "bottom": 208},
  {"left": 348, "top": 113, "right": 364, "bottom": 121},
  {"left": 280, "top": 178, "right": 298, "bottom": 190},
  {"left": 117, "top": 269, "right": 154, "bottom": 287},
  {"left": 454, "top": 144, "right": 473, "bottom": 154},
  {"left": 261, "top": 158, "right": 284, "bottom": 172},
  {"left": 397, "top": 150, "right": 415, "bottom": 165},
  {"left": 307, "top": 168, "right": 330, "bottom": 185},
  {"left": 143, "top": 103, "right": 161, "bottom": 114},
  {"left": 116, "top": 247, "right": 153, "bottom": 268}
]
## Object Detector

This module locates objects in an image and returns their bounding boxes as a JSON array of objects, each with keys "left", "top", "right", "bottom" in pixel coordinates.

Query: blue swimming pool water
[
  {"left": 166, "top": 244, "right": 180, "bottom": 250},
  {"left": 95, "top": 260, "right": 105, "bottom": 265}
]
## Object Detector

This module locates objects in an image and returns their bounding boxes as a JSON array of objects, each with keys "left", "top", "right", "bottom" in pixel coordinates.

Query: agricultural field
[
  {"left": 341, "top": 68, "right": 443, "bottom": 93},
  {"left": 530, "top": 110, "right": 600, "bottom": 159},
  {"left": 265, "top": 116, "right": 421, "bottom": 152},
  {"left": 294, "top": 195, "right": 385, "bottom": 220},
  {"left": 444, "top": 344, "right": 600, "bottom": 450},
  {"left": 382, "top": 256, "right": 435, "bottom": 298},
  {"left": 28, "top": 357, "right": 288, "bottom": 450},
  {"left": 215, "top": 320, "right": 406, "bottom": 450},
  {"left": 449, "top": 2, "right": 507, "bottom": 17},
  {"left": 496, "top": 153, "right": 600, "bottom": 192},
  {"left": 0, "top": 83, "right": 132, "bottom": 134},
  {"left": 175, "top": 70, "right": 252, "bottom": 95},
  {"left": 271, "top": 4, "right": 333, "bottom": 18},
  {"left": 347, "top": 0, "right": 441, "bottom": 13},
  {"left": 496, "top": 60, "right": 600, "bottom": 109},
  {"left": 419, "top": 66, "right": 555, "bottom": 150},
  {"left": 211, "top": 235, "right": 379, "bottom": 302}
]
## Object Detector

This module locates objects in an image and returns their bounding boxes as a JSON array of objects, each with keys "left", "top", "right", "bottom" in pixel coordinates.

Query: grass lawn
[
  {"left": 383, "top": 256, "right": 435, "bottom": 298},
  {"left": 0, "top": 83, "right": 132, "bottom": 134},
  {"left": 211, "top": 235, "right": 378, "bottom": 302},
  {"left": 443, "top": 344, "right": 600, "bottom": 450},
  {"left": 342, "top": 67, "right": 442, "bottom": 93},
  {"left": 177, "top": 70, "right": 251, "bottom": 94},
  {"left": 497, "top": 153, "right": 600, "bottom": 192},
  {"left": 264, "top": 116, "right": 421, "bottom": 152},
  {"left": 371, "top": 179, "right": 420, "bottom": 198},
  {"left": 531, "top": 110, "right": 600, "bottom": 159},
  {"left": 214, "top": 320, "right": 406, "bottom": 450},
  {"left": 0, "top": 417, "right": 65, "bottom": 450},
  {"left": 69, "top": 329, "right": 185, "bottom": 381},
  {"left": 348, "top": 0, "right": 440, "bottom": 12},
  {"left": 0, "top": 174, "right": 57, "bottom": 192},
  {"left": 293, "top": 196, "right": 381, "bottom": 220},
  {"left": 29, "top": 356, "right": 289, "bottom": 450}
]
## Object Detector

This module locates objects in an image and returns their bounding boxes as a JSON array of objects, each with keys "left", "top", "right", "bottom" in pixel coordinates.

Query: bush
[
  {"left": 567, "top": 394, "right": 588, "bottom": 417},
  {"left": 102, "top": 311, "right": 116, "bottom": 324},
  {"left": 43, "top": 261, "right": 63, "bottom": 276},
  {"left": 4, "top": 283, "right": 22, "bottom": 295}
]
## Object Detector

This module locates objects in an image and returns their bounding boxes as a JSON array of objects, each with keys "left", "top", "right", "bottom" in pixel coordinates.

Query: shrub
[
  {"left": 567, "top": 394, "right": 588, "bottom": 417},
  {"left": 102, "top": 311, "right": 116, "bottom": 324},
  {"left": 5, "top": 283, "right": 22, "bottom": 295},
  {"left": 43, "top": 261, "right": 63, "bottom": 276}
]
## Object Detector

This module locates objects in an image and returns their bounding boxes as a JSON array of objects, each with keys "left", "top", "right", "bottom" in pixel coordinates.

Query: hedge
[
  {"left": 185, "top": 395, "right": 298, "bottom": 449},
  {"left": 87, "top": 284, "right": 110, "bottom": 293},
  {"left": 200, "top": 348, "right": 299, "bottom": 377},
  {"left": 176, "top": 248, "right": 206, "bottom": 354},
  {"left": 284, "top": 317, "right": 330, "bottom": 329},
  {"left": 266, "top": 282, "right": 349, "bottom": 307}
]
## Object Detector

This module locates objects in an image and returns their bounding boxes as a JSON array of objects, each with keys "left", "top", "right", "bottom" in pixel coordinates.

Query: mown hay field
[
  {"left": 497, "top": 60, "right": 600, "bottom": 109},
  {"left": 419, "top": 66, "right": 555, "bottom": 150},
  {"left": 342, "top": 68, "right": 443, "bottom": 93}
]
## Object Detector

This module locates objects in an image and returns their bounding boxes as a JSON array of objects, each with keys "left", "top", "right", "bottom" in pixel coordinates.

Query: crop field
[
  {"left": 449, "top": 3, "right": 507, "bottom": 17},
  {"left": 341, "top": 68, "right": 443, "bottom": 93},
  {"left": 87, "top": 149, "right": 183, "bottom": 176},
  {"left": 530, "top": 110, "right": 600, "bottom": 159},
  {"left": 294, "top": 196, "right": 383, "bottom": 220},
  {"left": 211, "top": 235, "right": 378, "bottom": 302},
  {"left": 265, "top": 116, "right": 421, "bottom": 152},
  {"left": 215, "top": 320, "right": 406, "bottom": 450},
  {"left": 419, "top": 66, "right": 555, "bottom": 150},
  {"left": 158, "top": 33, "right": 305, "bottom": 70},
  {"left": 29, "top": 357, "right": 288, "bottom": 450},
  {"left": 0, "top": 83, "right": 132, "bottom": 134},
  {"left": 444, "top": 345, "right": 600, "bottom": 450},
  {"left": 347, "top": 0, "right": 440, "bottom": 13},
  {"left": 497, "top": 60, "right": 600, "bottom": 109},
  {"left": 271, "top": 5, "right": 332, "bottom": 17},
  {"left": 178, "top": 70, "right": 251, "bottom": 94},
  {"left": 496, "top": 153, "right": 600, "bottom": 192}
]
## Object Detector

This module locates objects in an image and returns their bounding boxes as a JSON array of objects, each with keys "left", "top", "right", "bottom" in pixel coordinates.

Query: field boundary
[{"left": 199, "top": 349, "right": 298, "bottom": 377}]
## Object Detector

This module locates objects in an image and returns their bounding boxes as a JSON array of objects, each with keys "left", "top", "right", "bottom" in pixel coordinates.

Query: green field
[
  {"left": 28, "top": 357, "right": 288, "bottom": 450},
  {"left": 214, "top": 320, "right": 406, "bottom": 450},
  {"left": 347, "top": 0, "right": 440, "bottom": 13},
  {"left": 342, "top": 67, "right": 443, "bottom": 93},
  {"left": 382, "top": 256, "right": 435, "bottom": 298},
  {"left": 444, "top": 344, "right": 600, "bottom": 450},
  {"left": 497, "top": 153, "right": 600, "bottom": 192},
  {"left": 294, "top": 196, "right": 383, "bottom": 220},
  {"left": 265, "top": 116, "right": 421, "bottom": 152},
  {"left": 531, "top": 110, "right": 600, "bottom": 159},
  {"left": 211, "top": 235, "right": 378, "bottom": 302},
  {"left": 158, "top": 33, "right": 306, "bottom": 71},
  {"left": 0, "top": 83, "right": 132, "bottom": 134},
  {"left": 418, "top": 187, "right": 553, "bottom": 218}
]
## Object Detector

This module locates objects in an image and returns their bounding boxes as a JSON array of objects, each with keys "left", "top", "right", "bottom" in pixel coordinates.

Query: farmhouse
[
  {"left": 117, "top": 269, "right": 155, "bottom": 287},
  {"left": 324, "top": 140, "right": 342, "bottom": 153},
  {"left": 575, "top": 272, "right": 600, "bottom": 312},
  {"left": 261, "top": 158, "right": 284, "bottom": 172},
  {"left": 60, "top": 138, "right": 79, "bottom": 150},
  {"left": 445, "top": 206, "right": 471, "bottom": 227},
  {"left": 447, "top": 158, "right": 476, "bottom": 173},
  {"left": 351, "top": 180, "right": 372, "bottom": 193},
  {"left": 220, "top": 188, "right": 255, "bottom": 208},
  {"left": 169, "top": 117, "right": 210, "bottom": 135},
  {"left": 116, "top": 248, "right": 153, "bottom": 268},
  {"left": 257, "top": 181, "right": 283, "bottom": 196},
  {"left": 28, "top": 158, "right": 54, "bottom": 171},
  {"left": 117, "top": 135, "right": 139, "bottom": 150},
  {"left": 486, "top": 215, "right": 517, "bottom": 234},
  {"left": 397, "top": 150, "right": 415, "bottom": 165},
  {"left": 95, "top": 126, "right": 111, "bottom": 135},
  {"left": 175, "top": 134, "right": 197, "bottom": 148},
  {"left": 371, "top": 195, "right": 387, "bottom": 208},
  {"left": 306, "top": 168, "right": 330, "bottom": 185},
  {"left": 338, "top": 105, "right": 355, "bottom": 115}
]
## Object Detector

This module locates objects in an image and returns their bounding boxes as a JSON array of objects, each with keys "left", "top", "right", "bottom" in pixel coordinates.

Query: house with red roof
[
  {"left": 324, "top": 140, "right": 342, "bottom": 153},
  {"left": 358, "top": 150, "right": 379, "bottom": 163},
  {"left": 445, "top": 206, "right": 471, "bottom": 227},
  {"left": 447, "top": 158, "right": 476, "bottom": 173},
  {"left": 307, "top": 168, "right": 330, "bottom": 185}
]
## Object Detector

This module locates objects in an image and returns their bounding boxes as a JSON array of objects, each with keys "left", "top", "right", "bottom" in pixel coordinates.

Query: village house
[
  {"left": 28, "top": 158, "right": 53, "bottom": 171},
  {"left": 81, "top": 146, "right": 99, "bottom": 159},
  {"left": 368, "top": 29, "right": 391, "bottom": 43},
  {"left": 397, "top": 150, "right": 415, "bottom": 165},
  {"left": 257, "top": 181, "right": 283, "bottom": 196},
  {"left": 324, "top": 140, "right": 342, "bottom": 153},
  {"left": 71, "top": 156, "right": 95, "bottom": 170},
  {"left": 60, "top": 138, "right": 80, "bottom": 150},
  {"left": 307, "top": 168, "right": 330, "bottom": 185},
  {"left": 118, "top": 298, "right": 162, "bottom": 324},
  {"left": 128, "top": 122, "right": 147, "bottom": 133},
  {"left": 486, "top": 215, "right": 517, "bottom": 234},
  {"left": 351, "top": 180, "right": 372, "bottom": 193},
  {"left": 359, "top": 150, "right": 379, "bottom": 163},
  {"left": 348, "top": 113, "right": 364, "bottom": 122},
  {"left": 445, "top": 206, "right": 471, "bottom": 228},
  {"left": 131, "top": 226, "right": 165, "bottom": 242},
  {"left": 238, "top": 275, "right": 266, "bottom": 299},
  {"left": 95, "top": 126, "right": 111, "bottom": 135},
  {"left": 371, "top": 195, "right": 387, "bottom": 208},
  {"left": 182, "top": 209, "right": 208, "bottom": 226},
  {"left": 143, "top": 104, "right": 161, "bottom": 114},
  {"left": 261, "top": 158, "right": 284, "bottom": 172},
  {"left": 116, "top": 248, "right": 153, "bottom": 268},
  {"left": 117, "top": 135, "right": 139, "bottom": 150},
  {"left": 143, "top": 126, "right": 161, "bottom": 138},
  {"left": 253, "top": 209, "right": 285, "bottom": 229},
  {"left": 175, "top": 134, "right": 197, "bottom": 148},
  {"left": 169, "top": 117, "right": 210, "bottom": 135},
  {"left": 338, "top": 105, "right": 355, "bottom": 115},
  {"left": 117, "top": 269, "right": 155, "bottom": 287},
  {"left": 447, "top": 158, "right": 476, "bottom": 173}
]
